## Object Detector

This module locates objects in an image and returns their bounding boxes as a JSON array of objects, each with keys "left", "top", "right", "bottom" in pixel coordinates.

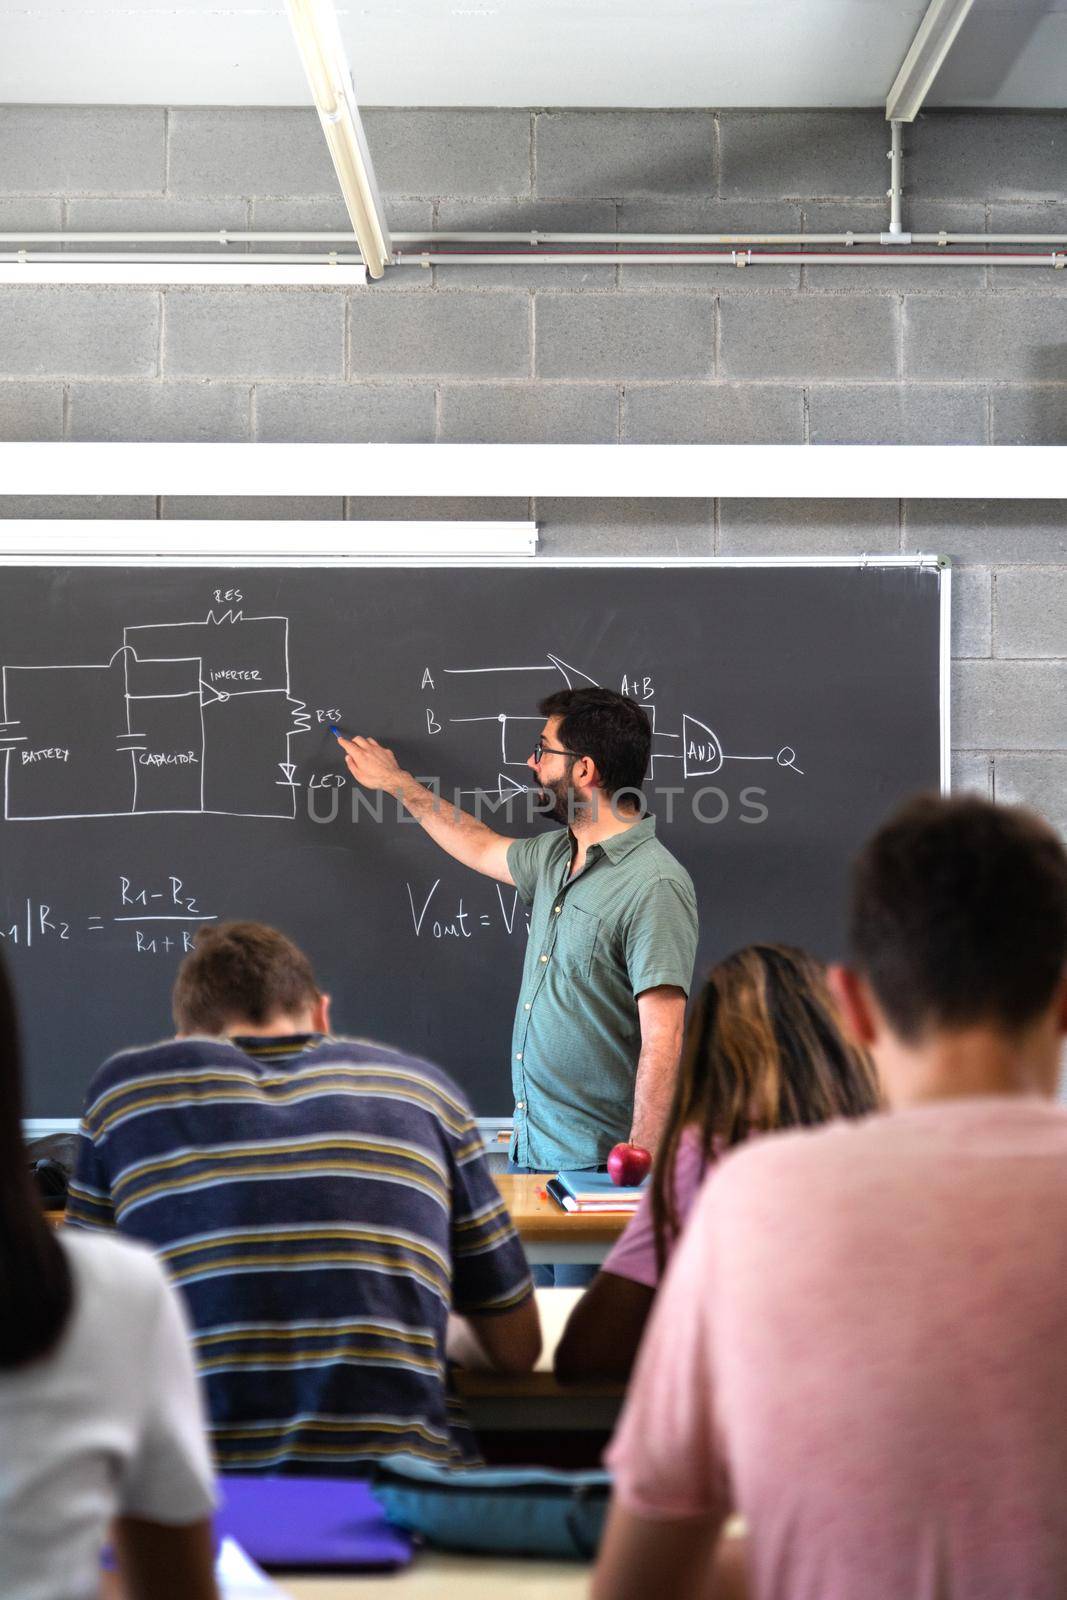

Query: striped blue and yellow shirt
[{"left": 66, "top": 1034, "right": 532, "bottom": 1476}]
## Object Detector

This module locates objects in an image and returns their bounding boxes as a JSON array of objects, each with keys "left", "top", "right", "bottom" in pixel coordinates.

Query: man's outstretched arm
[{"left": 338, "top": 734, "right": 515, "bottom": 884}]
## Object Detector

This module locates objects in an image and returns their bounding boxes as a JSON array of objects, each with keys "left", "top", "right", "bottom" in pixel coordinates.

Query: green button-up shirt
[{"left": 505, "top": 814, "right": 698, "bottom": 1170}]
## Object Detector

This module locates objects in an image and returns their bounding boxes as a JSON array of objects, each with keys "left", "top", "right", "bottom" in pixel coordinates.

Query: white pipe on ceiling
[
  {"left": 388, "top": 251, "right": 1062, "bottom": 268},
  {"left": 2, "top": 232, "right": 1065, "bottom": 249},
  {"left": 0, "top": 253, "right": 365, "bottom": 264},
  {"left": 1, "top": 250, "right": 1063, "bottom": 271},
  {"left": 888, "top": 121, "right": 904, "bottom": 235}
]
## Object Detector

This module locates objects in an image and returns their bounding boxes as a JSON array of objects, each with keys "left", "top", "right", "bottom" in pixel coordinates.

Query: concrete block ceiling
[{"left": 1, "top": 0, "right": 1065, "bottom": 108}]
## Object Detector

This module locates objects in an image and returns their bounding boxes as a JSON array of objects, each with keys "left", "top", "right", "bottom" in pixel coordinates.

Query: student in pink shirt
[
  {"left": 594, "top": 795, "right": 1067, "bottom": 1600},
  {"left": 554, "top": 943, "right": 879, "bottom": 1383}
]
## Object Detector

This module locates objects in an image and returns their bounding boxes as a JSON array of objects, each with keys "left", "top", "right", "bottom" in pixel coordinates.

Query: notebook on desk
[
  {"left": 550, "top": 1170, "right": 647, "bottom": 1213},
  {"left": 215, "top": 1476, "right": 413, "bottom": 1571}
]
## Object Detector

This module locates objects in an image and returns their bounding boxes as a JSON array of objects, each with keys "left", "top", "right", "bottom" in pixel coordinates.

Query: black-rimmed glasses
[{"left": 532, "top": 738, "right": 577, "bottom": 763}]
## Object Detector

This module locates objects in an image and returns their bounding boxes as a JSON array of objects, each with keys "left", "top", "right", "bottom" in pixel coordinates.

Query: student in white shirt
[{"left": 0, "top": 954, "right": 219, "bottom": 1600}]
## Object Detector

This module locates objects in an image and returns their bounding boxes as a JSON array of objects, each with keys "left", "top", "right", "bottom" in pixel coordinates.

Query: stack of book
[{"left": 547, "top": 1169, "right": 648, "bottom": 1214}]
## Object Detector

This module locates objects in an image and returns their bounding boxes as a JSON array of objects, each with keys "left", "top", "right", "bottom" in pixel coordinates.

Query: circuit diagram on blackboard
[
  {"left": 434, "top": 652, "right": 804, "bottom": 804},
  {"left": 1, "top": 610, "right": 311, "bottom": 821}
]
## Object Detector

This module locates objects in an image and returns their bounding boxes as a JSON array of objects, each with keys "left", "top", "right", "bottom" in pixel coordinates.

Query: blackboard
[{"left": 0, "top": 558, "right": 945, "bottom": 1119}]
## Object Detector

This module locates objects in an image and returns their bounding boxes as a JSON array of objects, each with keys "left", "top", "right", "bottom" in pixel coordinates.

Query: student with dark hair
[
  {"left": 595, "top": 795, "right": 1067, "bottom": 1600},
  {"left": 68, "top": 921, "right": 539, "bottom": 1476},
  {"left": 339, "top": 687, "right": 697, "bottom": 1179},
  {"left": 170, "top": 917, "right": 320, "bottom": 1034},
  {"left": 0, "top": 952, "right": 218, "bottom": 1600},
  {"left": 554, "top": 943, "right": 879, "bottom": 1383}
]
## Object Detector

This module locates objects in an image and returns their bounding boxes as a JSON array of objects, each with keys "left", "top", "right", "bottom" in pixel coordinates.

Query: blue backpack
[{"left": 371, "top": 1455, "right": 612, "bottom": 1560}]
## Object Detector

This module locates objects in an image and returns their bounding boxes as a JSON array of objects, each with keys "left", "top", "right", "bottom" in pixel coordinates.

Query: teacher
[{"left": 338, "top": 688, "right": 698, "bottom": 1177}]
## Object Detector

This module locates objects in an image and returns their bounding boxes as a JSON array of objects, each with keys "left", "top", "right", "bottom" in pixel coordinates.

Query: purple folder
[{"left": 215, "top": 1475, "right": 413, "bottom": 1571}]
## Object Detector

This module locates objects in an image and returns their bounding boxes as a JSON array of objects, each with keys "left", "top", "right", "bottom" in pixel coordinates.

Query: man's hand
[{"left": 337, "top": 734, "right": 410, "bottom": 798}]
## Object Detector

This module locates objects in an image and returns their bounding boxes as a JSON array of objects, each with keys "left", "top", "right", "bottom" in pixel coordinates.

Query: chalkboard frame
[{"left": 8, "top": 547, "right": 951, "bottom": 1138}]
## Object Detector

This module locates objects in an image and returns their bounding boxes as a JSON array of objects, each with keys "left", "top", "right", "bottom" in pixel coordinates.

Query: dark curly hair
[{"left": 538, "top": 687, "right": 651, "bottom": 800}]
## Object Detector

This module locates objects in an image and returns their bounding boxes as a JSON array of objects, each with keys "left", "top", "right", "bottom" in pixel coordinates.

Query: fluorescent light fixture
[
  {"left": 886, "top": 0, "right": 976, "bottom": 122},
  {"left": 0, "top": 522, "right": 538, "bottom": 561},
  {"left": 0, "top": 260, "right": 367, "bottom": 286},
  {"left": 284, "top": 0, "right": 392, "bottom": 279},
  {"left": 0, "top": 443, "right": 1065, "bottom": 502}
]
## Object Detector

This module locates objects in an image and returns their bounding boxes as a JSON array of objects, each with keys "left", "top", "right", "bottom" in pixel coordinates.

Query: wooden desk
[
  {"left": 58, "top": 1177, "right": 631, "bottom": 1264},
  {"left": 277, "top": 1525, "right": 744, "bottom": 1598},
  {"left": 283, "top": 1551, "right": 590, "bottom": 1598},
  {"left": 455, "top": 1288, "right": 623, "bottom": 1438},
  {"left": 103, "top": 1550, "right": 590, "bottom": 1600},
  {"left": 493, "top": 1174, "right": 630, "bottom": 1266}
]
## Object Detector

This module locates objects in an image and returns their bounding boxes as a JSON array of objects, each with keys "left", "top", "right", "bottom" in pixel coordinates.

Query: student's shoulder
[
  {"left": 61, "top": 1225, "right": 172, "bottom": 1312},
  {"left": 319, "top": 1036, "right": 476, "bottom": 1127},
  {"left": 84, "top": 1035, "right": 233, "bottom": 1103},
  {"left": 704, "top": 1115, "right": 883, "bottom": 1209}
]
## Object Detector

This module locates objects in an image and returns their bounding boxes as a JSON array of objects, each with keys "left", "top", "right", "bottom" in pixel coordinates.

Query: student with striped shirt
[{"left": 67, "top": 922, "right": 539, "bottom": 1476}]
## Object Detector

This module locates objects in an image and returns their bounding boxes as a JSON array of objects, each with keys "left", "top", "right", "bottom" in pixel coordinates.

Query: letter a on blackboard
[{"left": 421, "top": 668, "right": 435, "bottom": 689}]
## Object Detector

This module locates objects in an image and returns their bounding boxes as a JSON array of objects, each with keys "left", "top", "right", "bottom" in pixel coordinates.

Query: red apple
[{"left": 606, "top": 1142, "right": 652, "bottom": 1186}]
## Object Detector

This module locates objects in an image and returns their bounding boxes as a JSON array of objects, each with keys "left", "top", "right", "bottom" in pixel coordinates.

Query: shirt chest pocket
[{"left": 553, "top": 903, "right": 600, "bottom": 977}]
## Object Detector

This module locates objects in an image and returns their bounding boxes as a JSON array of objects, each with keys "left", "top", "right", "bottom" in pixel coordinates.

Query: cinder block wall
[{"left": 0, "top": 107, "right": 1063, "bottom": 830}]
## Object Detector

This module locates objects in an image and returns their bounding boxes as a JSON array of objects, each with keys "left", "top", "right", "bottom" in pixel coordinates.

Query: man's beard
[{"left": 537, "top": 777, "right": 587, "bottom": 825}]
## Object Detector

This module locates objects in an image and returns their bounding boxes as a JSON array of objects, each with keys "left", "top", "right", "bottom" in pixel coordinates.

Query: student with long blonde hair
[{"left": 555, "top": 943, "right": 879, "bottom": 1384}]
